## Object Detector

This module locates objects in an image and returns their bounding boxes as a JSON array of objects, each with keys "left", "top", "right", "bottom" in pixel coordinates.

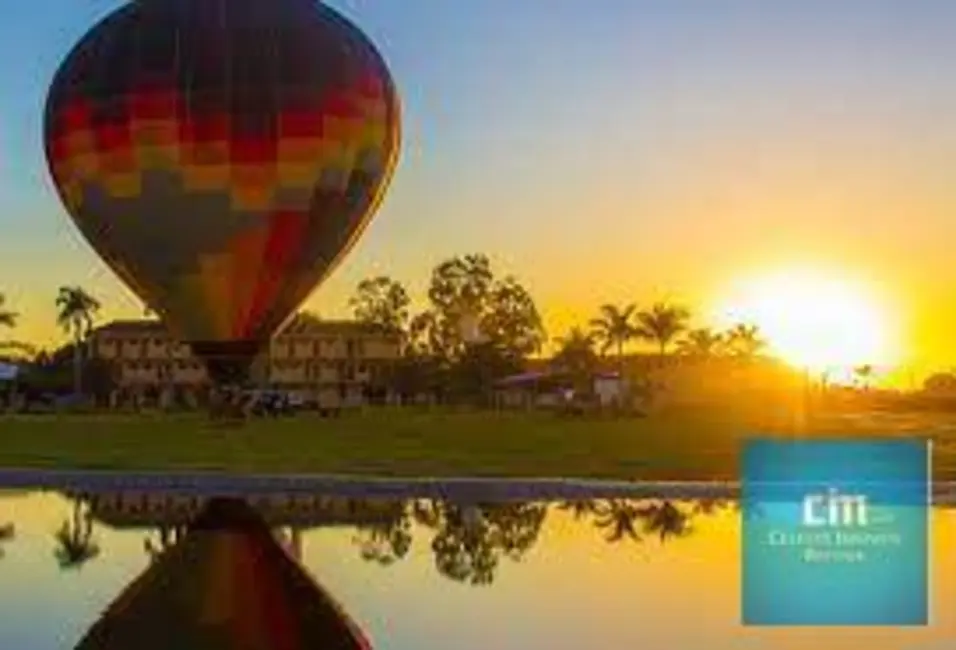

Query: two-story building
[{"left": 90, "top": 316, "right": 401, "bottom": 407}]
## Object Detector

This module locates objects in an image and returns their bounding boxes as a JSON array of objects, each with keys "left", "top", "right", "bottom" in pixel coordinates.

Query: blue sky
[{"left": 5, "top": 0, "right": 956, "bottom": 375}]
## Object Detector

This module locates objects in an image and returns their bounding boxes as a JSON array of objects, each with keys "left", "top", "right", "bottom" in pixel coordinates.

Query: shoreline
[{"left": 1, "top": 469, "right": 954, "bottom": 502}]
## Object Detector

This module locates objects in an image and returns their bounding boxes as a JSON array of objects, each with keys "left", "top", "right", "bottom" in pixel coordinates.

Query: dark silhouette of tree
[
  {"left": 406, "top": 255, "right": 543, "bottom": 403},
  {"left": 924, "top": 372, "right": 956, "bottom": 394},
  {"left": 448, "top": 340, "right": 524, "bottom": 405},
  {"left": 54, "top": 498, "right": 100, "bottom": 570},
  {"left": 551, "top": 328, "right": 599, "bottom": 392},
  {"left": 690, "top": 498, "right": 736, "bottom": 516},
  {"left": 676, "top": 327, "right": 724, "bottom": 358},
  {"left": 481, "top": 276, "right": 545, "bottom": 358},
  {"left": 636, "top": 302, "right": 691, "bottom": 360},
  {"left": 592, "top": 499, "right": 646, "bottom": 543},
  {"left": 641, "top": 501, "right": 693, "bottom": 542},
  {"left": 418, "top": 501, "right": 547, "bottom": 586},
  {"left": 55, "top": 286, "right": 101, "bottom": 396},
  {"left": 349, "top": 276, "right": 411, "bottom": 341},
  {"left": 853, "top": 364, "right": 875, "bottom": 391},
  {"left": 0, "top": 522, "right": 14, "bottom": 559},
  {"left": 0, "top": 293, "right": 17, "bottom": 329},
  {"left": 557, "top": 500, "right": 600, "bottom": 520},
  {"left": 143, "top": 524, "right": 187, "bottom": 562},
  {"left": 353, "top": 506, "right": 414, "bottom": 566},
  {"left": 725, "top": 323, "right": 765, "bottom": 359},
  {"left": 589, "top": 304, "right": 637, "bottom": 376}
]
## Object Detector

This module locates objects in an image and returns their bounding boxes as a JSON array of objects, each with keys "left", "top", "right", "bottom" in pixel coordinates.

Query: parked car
[{"left": 246, "top": 390, "right": 295, "bottom": 417}]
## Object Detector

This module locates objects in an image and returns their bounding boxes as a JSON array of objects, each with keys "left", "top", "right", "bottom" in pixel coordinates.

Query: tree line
[
  {"left": 346, "top": 253, "right": 769, "bottom": 402},
  {"left": 0, "top": 254, "right": 771, "bottom": 400}
]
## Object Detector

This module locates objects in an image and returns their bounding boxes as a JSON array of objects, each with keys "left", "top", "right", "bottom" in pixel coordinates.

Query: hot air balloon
[
  {"left": 44, "top": 0, "right": 401, "bottom": 398},
  {"left": 74, "top": 497, "right": 374, "bottom": 650}
]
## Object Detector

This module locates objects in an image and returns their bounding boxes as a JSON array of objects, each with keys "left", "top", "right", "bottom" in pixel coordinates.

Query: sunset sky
[{"left": 3, "top": 0, "right": 956, "bottom": 383}]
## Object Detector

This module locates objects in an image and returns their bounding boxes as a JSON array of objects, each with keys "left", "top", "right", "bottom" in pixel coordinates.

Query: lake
[{"left": 0, "top": 479, "right": 953, "bottom": 649}]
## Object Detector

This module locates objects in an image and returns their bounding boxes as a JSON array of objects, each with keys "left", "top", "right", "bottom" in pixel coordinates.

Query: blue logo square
[{"left": 741, "top": 439, "right": 930, "bottom": 626}]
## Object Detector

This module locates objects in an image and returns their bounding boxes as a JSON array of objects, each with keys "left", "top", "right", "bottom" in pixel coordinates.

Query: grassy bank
[{"left": 0, "top": 405, "right": 953, "bottom": 481}]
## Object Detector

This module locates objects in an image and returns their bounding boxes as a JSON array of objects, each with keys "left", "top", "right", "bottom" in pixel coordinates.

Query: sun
[{"left": 715, "top": 269, "right": 895, "bottom": 375}]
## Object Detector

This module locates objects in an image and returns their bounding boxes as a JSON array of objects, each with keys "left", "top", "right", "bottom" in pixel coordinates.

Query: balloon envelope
[
  {"left": 74, "top": 497, "right": 373, "bottom": 650},
  {"left": 44, "top": 0, "right": 401, "bottom": 378}
]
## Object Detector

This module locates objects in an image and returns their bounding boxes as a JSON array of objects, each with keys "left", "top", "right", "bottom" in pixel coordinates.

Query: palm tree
[
  {"left": 0, "top": 293, "right": 17, "bottom": 330},
  {"left": 592, "top": 500, "right": 645, "bottom": 543},
  {"left": 641, "top": 501, "right": 693, "bottom": 542},
  {"left": 635, "top": 302, "right": 691, "bottom": 361},
  {"left": 725, "top": 323, "right": 765, "bottom": 359},
  {"left": 551, "top": 327, "right": 599, "bottom": 390},
  {"left": 557, "top": 500, "right": 600, "bottom": 520},
  {"left": 54, "top": 498, "right": 100, "bottom": 570},
  {"left": 676, "top": 327, "right": 724, "bottom": 358},
  {"left": 854, "top": 364, "right": 875, "bottom": 391},
  {"left": 55, "top": 286, "right": 101, "bottom": 395},
  {"left": 589, "top": 304, "right": 637, "bottom": 375}
]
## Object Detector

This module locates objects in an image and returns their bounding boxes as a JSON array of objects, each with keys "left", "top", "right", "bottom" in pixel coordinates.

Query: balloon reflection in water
[{"left": 74, "top": 497, "right": 373, "bottom": 650}]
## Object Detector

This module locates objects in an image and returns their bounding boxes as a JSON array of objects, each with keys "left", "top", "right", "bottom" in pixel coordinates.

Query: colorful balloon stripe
[{"left": 44, "top": 0, "right": 401, "bottom": 361}]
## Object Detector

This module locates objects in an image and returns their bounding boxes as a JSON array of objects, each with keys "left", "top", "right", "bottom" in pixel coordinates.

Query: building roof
[{"left": 75, "top": 492, "right": 406, "bottom": 528}]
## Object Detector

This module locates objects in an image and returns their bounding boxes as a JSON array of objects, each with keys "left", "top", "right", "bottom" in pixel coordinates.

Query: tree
[
  {"left": 55, "top": 286, "right": 101, "bottom": 395},
  {"left": 924, "top": 372, "right": 956, "bottom": 394},
  {"left": 591, "top": 499, "right": 645, "bottom": 543},
  {"left": 589, "top": 304, "right": 637, "bottom": 375},
  {"left": 417, "top": 501, "right": 547, "bottom": 586},
  {"left": 725, "top": 323, "right": 765, "bottom": 359},
  {"left": 410, "top": 255, "right": 544, "bottom": 403},
  {"left": 0, "top": 522, "right": 14, "bottom": 560},
  {"left": 636, "top": 302, "right": 691, "bottom": 360},
  {"left": 480, "top": 276, "right": 545, "bottom": 359},
  {"left": 676, "top": 327, "right": 724, "bottom": 357},
  {"left": 353, "top": 506, "right": 413, "bottom": 566},
  {"left": 422, "top": 254, "right": 496, "bottom": 359},
  {"left": 447, "top": 340, "right": 524, "bottom": 405},
  {"left": 853, "top": 364, "right": 875, "bottom": 391},
  {"left": 53, "top": 497, "right": 100, "bottom": 570},
  {"left": 551, "top": 327, "right": 599, "bottom": 392},
  {"left": 0, "top": 293, "right": 17, "bottom": 329},
  {"left": 349, "top": 276, "right": 411, "bottom": 339},
  {"left": 641, "top": 500, "right": 693, "bottom": 542}
]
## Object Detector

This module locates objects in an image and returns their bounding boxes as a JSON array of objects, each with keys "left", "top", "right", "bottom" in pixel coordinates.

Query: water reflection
[
  {"left": 73, "top": 497, "right": 372, "bottom": 650},
  {"left": 0, "top": 520, "right": 13, "bottom": 558},
  {"left": 61, "top": 492, "right": 723, "bottom": 584},
  {"left": 1, "top": 489, "right": 954, "bottom": 649},
  {"left": 54, "top": 497, "right": 100, "bottom": 570}
]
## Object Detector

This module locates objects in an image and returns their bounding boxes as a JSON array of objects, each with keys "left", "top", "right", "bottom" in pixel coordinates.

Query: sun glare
[{"left": 716, "top": 270, "right": 895, "bottom": 375}]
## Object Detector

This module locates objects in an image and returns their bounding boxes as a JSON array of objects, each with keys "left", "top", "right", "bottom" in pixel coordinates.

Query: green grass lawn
[{"left": 0, "top": 405, "right": 954, "bottom": 481}]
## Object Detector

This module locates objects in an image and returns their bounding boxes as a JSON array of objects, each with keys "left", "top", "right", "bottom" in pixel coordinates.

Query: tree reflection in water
[
  {"left": 350, "top": 498, "right": 742, "bottom": 582},
  {"left": 143, "top": 524, "right": 187, "bottom": 562},
  {"left": 0, "top": 521, "right": 14, "bottom": 559},
  {"left": 54, "top": 492, "right": 739, "bottom": 582},
  {"left": 421, "top": 501, "right": 548, "bottom": 586},
  {"left": 54, "top": 497, "right": 100, "bottom": 570},
  {"left": 353, "top": 506, "right": 413, "bottom": 566}
]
